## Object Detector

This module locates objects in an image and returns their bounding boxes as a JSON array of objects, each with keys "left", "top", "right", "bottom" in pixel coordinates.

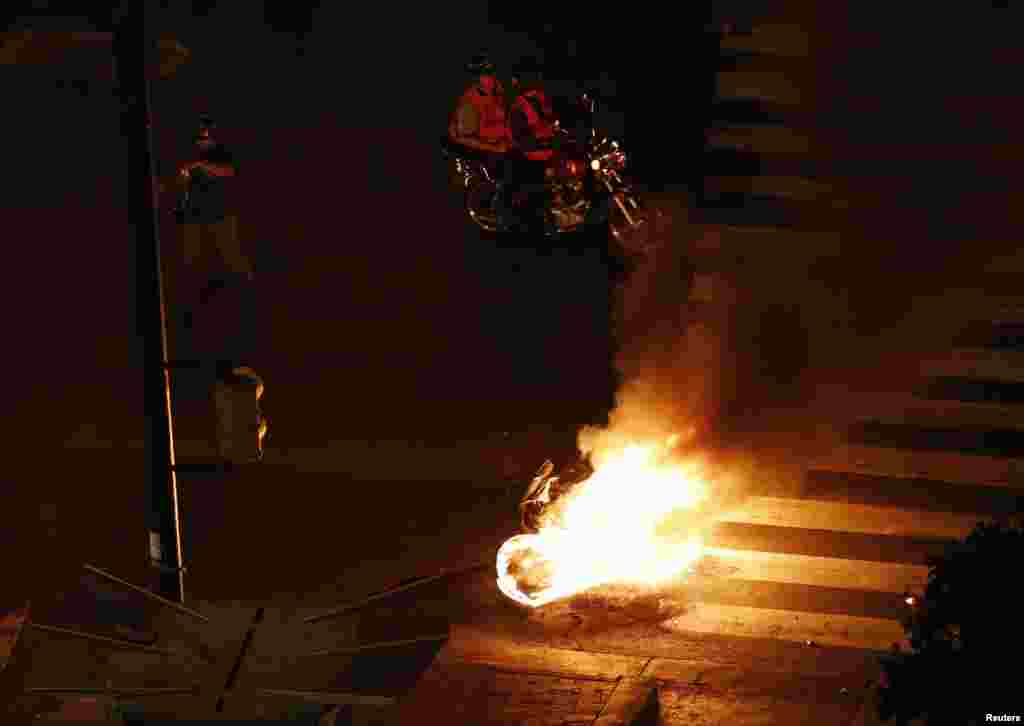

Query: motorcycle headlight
[{"left": 591, "top": 159, "right": 601, "bottom": 171}]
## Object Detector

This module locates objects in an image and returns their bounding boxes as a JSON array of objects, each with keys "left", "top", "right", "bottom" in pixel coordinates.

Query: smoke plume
[{"left": 578, "top": 205, "right": 723, "bottom": 466}]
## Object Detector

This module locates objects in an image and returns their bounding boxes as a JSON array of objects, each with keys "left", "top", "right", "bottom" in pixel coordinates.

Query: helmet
[
  {"left": 195, "top": 113, "right": 216, "bottom": 142},
  {"left": 465, "top": 53, "right": 496, "bottom": 76}
]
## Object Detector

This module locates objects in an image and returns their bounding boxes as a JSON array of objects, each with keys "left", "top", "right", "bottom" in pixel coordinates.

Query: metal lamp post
[{"left": 111, "top": 10, "right": 186, "bottom": 603}]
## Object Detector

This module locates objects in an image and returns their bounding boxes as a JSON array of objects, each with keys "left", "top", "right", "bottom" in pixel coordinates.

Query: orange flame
[{"left": 497, "top": 437, "right": 710, "bottom": 607}]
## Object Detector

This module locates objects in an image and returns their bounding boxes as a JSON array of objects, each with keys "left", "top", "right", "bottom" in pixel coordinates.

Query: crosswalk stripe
[
  {"left": 847, "top": 420, "right": 1024, "bottom": 458},
  {"left": 810, "top": 443, "right": 1024, "bottom": 489},
  {"left": 816, "top": 387, "right": 1024, "bottom": 430},
  {"left": 719, "top": 24, "right": 809, "bottom": 58},
  {"left": 707, "top": 125, "right": 811, "bottom": 154},
  {"left": 700, "top": 546, "right": 929, "bottom": 594},
  {"left": 924, "top": 289, "right": 1024, "bottom": 327},
  {"left": 800, "top": 469, "right": 1021, "bottom": 519},
  {"left": 918, "top": 348, "right": 1024, "bottom": 383},
  {"left": 919, "top": 376, "right": 1024, "bottom": 405},
  {"left": 655, "top": 602, "right": 906, "bottom": 652},
  {"left": 709, "top": 521, "right": 947, "bottom": 566},
  {"left": 718, "top": 496, "right": 986, "bottom": 539},
  {"left": 717, "top": 70, "right": 803, "bottom": 105},
  {"left": 704, "top": 224, "right": 845, "bottom": 259},
  {"left": 683, "top": 570, "right": 908, "bottom": 623},
  {"left": 705, "top": 175, "right": 835, "bottom": 202}
]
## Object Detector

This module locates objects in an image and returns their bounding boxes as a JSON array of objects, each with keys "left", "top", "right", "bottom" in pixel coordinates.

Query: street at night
[{"left": 3, "top": 2, "right": 1024, "bottom": 723}]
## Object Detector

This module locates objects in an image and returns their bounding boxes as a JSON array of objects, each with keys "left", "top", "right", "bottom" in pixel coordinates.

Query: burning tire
[
  {"left": 497, "top": 534, "right": 561, "bottom": 607},
  {"left": 500, "top": 442, "right": 711, "bottom": 608}
]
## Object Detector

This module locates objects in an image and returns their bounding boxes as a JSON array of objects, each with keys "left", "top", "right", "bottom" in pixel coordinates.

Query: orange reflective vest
[
  {"left": 452, "top": 81, "right": 510, "bottom": 146},
  {"left": 513, "top": 89, "right": 556, "bottom": 161}
]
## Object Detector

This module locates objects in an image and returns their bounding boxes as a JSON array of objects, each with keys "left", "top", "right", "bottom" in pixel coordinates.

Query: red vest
[
  {"left": 454, "top": 82, "right": 509, "bottom": 145},
  {"left": 514, "top": 89, "right": 556, "bottom": 161}
]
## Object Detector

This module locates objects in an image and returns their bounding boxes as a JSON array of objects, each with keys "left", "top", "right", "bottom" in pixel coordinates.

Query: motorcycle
[{"left": 442, "top": 93, "right": 650, "bottom": 246}]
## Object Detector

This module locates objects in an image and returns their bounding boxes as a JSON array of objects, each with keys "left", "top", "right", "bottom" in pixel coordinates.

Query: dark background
[
  {"left": 0, "top": 0, "right": 713, "bottom": 617},
  {"left": 0, "top": 0, "right": 719, "bottom": 447},
  {"left": 3, "top": 0, "right": 1023, "bottom": 641}
]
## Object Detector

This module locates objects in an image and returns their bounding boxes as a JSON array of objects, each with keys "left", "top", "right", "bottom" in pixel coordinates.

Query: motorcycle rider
[
  {"left": 448, "top": 54, "right": 520, "bottom": 230},
  {"left": 506, "top": 58, "right": 558, "bottom": 234},
  {"left": 448, "top": 54, "right": 511, "bottom": 157}
]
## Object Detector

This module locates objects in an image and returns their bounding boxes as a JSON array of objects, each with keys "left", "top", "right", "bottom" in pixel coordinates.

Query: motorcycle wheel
[
  {"left": 465, "top": 178, "right": 501, "bottom": 233},
  {"left": 608, "top": 193, "right": 653, "bottom": 255}
]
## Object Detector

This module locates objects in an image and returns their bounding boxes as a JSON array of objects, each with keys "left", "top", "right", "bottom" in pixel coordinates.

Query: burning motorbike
[
  {"left": 500, "top": 439, "right": 713, "bottom": 608},
  {"left": 442, "top": 94, "right": 649, "bottom": 245},
  {"left": 519, "top": 457, "right": 594, "bottom": 533}
]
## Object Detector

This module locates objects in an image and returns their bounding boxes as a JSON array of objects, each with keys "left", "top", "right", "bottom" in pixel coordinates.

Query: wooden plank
[
  {"left": 249, "top": 688, "right": 396, "bottom": 707},
  {"left": 309, "top": 634, "right": 449, "bottom": 658},
  {"left": 25, "top": 686, "right": 198, "bottom": 697},
  {"left": 26, "top": 622, "right": 182, "bottom": 656},
  {"left": 810, "top": 443, "right": 1024, "bottom": 489},
  {"left": 718, "top": 495, "right": 988, "bottom": 539},
  {"left": 304, "top": 562, "right": 489, "bottom": 623},
  {"left": 700, "top": 545, "right": 929, "bottom": 594},
  {"left": 83, "top": 563, "right": 210, "bottom": 623}
]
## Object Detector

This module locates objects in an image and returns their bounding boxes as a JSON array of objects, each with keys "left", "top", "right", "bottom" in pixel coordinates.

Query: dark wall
[
  {"left": 2, "top": 7, "right": 621, "bottom": 450},
  {"left": 483, "top": 0, "right": 715, "bottom": 190}
]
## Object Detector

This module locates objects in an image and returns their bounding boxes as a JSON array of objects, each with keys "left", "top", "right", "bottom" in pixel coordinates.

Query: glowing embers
[{"left": 497, "top": 438, "right": 710, "bottom": 608}]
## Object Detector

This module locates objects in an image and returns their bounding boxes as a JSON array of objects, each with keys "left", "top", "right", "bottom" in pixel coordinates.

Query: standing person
[{"left": 174, "top": 114, "right": 253, "bottom": 332}]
